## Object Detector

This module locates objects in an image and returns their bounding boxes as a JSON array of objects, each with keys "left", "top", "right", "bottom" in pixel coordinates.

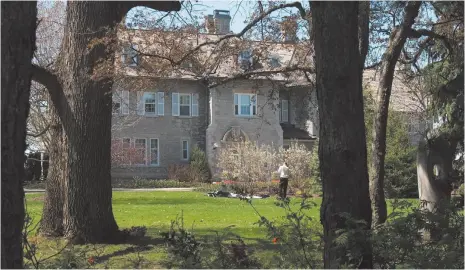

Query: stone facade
[
  {"left": 111, "top": 79, "right": 209, "bottom": 179},
  {"left": 112, "top": 78, "right": 318, "bottom": 180}
]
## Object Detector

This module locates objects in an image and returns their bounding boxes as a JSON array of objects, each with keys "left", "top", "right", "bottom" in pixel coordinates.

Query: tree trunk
[
  {"left": 370, "top": 1, "right": 421, "bottom": 226},
  {"left": 417, "top": 136, "right": 456, "bottom": 211},
  {"left": 358, "top": 1, "right": 370, "bottom": 69},
  {"left": 311, "top": 2, "right": 372, "bottom": 268},
  {"left": 1, "top": 1, "right": 37, "bottom": 268},
  {"left": 56, "top": 2, "right": 121, "bottom": 243},
  {"left": 33, "top": 1, "right": 181, "bottom": 244},
  {"left": 39, "top": 105, "right": 66, "bottom": 236}
]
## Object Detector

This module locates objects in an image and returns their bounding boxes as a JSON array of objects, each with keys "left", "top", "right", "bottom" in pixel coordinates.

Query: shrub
[
  {"left": 248, "top": 198, "right": 323, "bottom": 268},
  {"left": 188, "top": 145, "right": 211, "bottom": 183},
  {"left": 217, "top": 141, "right": 318, "bottom": 196},
  {"left": 167, "top": 146, "right": 211, "bottom": 183},
  {"left": 162, "top": 212, "right": 260, "bottom": 269},
  {"left": 167, "top": 164, "right": 191, "bottom": 182},
  {"left": 372, "top": 200, "right": 464, "bottom": 269}
]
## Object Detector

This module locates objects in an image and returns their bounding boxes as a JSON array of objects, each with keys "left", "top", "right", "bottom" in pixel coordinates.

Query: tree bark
[
  {"left": 311, "top": 2, "right": 372, "bottom": 268},
  {"left": 358, "top": 1, "right": 370, "bottom": 69},
  {"left": 33, "top": 1, "right": 180, "bottom": 244},
  {"left": 370, "top": 1, "right": 421, "bottom": 226},
  {"left": 1, "top": 1, "right": 37, "bottom": 268},
  {"left": 39, "top": 105, "right": 66, "bottom": 236}
]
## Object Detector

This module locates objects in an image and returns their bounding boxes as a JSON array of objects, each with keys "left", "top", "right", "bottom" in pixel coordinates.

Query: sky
[{"left": 126, "top": 0, "right": 303, "bottom": 33}]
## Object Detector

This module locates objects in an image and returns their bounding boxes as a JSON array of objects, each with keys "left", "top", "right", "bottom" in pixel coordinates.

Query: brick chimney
[
  {"left": 281, "top": 16, "right": 297, "bottom": 43},
  {"left": 205, "top": 15, "right": 215, "bottom": 34}
]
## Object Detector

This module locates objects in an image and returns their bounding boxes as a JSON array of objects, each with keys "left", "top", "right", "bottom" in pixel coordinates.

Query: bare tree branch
[
  {"left": 27, "top": 124, "right": 51, "bottom": 138},
  {"left": 136, "top": 2, "right": 306, "bottom": 67},
  {"left": 208, "top": 65, "right": 314, "bottom": 88}
]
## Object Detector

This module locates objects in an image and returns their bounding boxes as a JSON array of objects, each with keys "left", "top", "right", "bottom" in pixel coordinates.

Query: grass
[{"left": 25, "top": 191, "right": 415, "bottom": 268}]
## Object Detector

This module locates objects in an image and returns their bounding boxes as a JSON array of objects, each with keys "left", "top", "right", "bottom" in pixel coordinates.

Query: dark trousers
[{"left": 279, "top": 178, "right": 288, "bottom": 198}]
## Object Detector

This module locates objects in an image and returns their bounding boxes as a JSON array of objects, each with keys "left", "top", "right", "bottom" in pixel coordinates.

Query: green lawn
[{"left": 25, "top": 191, "right": 414, "bottom": 268}]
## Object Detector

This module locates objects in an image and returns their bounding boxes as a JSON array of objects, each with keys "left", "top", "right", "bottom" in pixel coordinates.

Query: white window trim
[
  {"left": 149, "top": 138, "right": 160, "bottom": 166},
  {"left": 234, "top": 93, "right": 257, "bottom": 117},
  {"left": 122, "top": 44, "right": 139, "bottom": 67},
  {"left": 179, "top": 93, "right": 192, "bottom": 117},
  {"left": 133, "top": 138, "right": 147, "bottom": 166},
  {"left": 181, "top": 140, "right": 189, "bottom": 161},
  {"left": 143, "top": 92, "right": 157, "bottom": 116}
]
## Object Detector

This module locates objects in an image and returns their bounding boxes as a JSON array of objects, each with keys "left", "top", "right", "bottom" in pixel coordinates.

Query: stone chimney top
[
  {"left": 205, "top": 10, "right": 231, "bottom": 34},
  {"left": 281, "top": 16, "right": 298, "bottom": 43}
]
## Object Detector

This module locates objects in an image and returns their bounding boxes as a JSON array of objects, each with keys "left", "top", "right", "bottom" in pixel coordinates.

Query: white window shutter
[
  {"left": 137, "top": 91, "right": 145, "bottom": 115},
  {"left": 157, "top": 92, "right": 164, "bottom": 116},
  {"left": 172, "top": 93, "right": 179, "bottom": 116},
  {"left": 281, "top": 100, "right": 289, "bottom": 122},
  {"left": 122, "top": 90, "right": 129, "bottom": 115},
  {"left": 192, "top": 93, "right": 199, "bottom": 116}
]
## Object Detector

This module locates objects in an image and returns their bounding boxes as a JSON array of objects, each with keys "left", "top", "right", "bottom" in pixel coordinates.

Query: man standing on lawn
[{"left": 277, "top": 161, "right": 290, "bottom": 199}]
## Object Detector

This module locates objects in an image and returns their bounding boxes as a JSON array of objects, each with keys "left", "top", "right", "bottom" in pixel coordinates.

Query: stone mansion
[{"left": 111, "top": 10, "right": 426, "bottom": 180}]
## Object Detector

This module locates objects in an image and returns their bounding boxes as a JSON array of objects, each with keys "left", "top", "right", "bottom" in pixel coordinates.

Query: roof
[
  {"left": 281, "top": 123, "right": 316, "bottom": 140},
  {"left": 116, "top": 28, "right": 314, "bottom": 86},
  {"left": 116, "top": 28, "right": 426, "bottom": 115}
]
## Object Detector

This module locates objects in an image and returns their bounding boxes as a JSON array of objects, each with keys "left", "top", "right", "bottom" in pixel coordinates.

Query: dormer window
[
  {"left": 238, "top": 50, "right": 253, "bottom": 70},
  {"left": 268, "top": 55, "right": 281, "bottom": 68},
  {"left": 122, "top": 44, "right": 139, "bottom": 67}
]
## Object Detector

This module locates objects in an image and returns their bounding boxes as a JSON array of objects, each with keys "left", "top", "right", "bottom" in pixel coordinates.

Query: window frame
[
  {"left": 143, "top": 92, "right": 157, "bottom": 115},
  {"left": 234, "top": 93, "right": 257, "bottom": 117},
  {"left": 280, "top": 99, "right": 289, "bottom": 123},
  {"left": 179, "top": 93, "right": 192, "bottom": 117},
  {"left": 149, "top": 138, "right": 160, "bottom": 166},
  {"left": 181, "top": 140, "right": 189, "bottom": 161},
  {"left": 122, "top": 44, "right": 139, "bottom": 67}
]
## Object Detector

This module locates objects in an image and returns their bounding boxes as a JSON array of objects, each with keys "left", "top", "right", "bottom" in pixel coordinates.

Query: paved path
[{"left": 24, "top": 187, "right": 195, "bottom": 193}]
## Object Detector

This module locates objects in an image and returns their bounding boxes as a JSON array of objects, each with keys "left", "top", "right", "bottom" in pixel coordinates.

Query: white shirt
[{"left": 277, "top": 165, "right": 289, "bottom": 178}]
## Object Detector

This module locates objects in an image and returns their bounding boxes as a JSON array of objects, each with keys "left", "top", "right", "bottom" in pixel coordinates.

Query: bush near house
[
  {"left": 217, "top": 141, "right": 320, "bottom": 196},
  {"left": 167, "top": 146, "right": 211, "bottom": 183}
]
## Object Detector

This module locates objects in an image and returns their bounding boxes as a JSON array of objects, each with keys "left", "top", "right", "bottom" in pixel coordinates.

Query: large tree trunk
[
  {"left": 57, "top": 2, "right": 122, "bottom": 243},
  {"left": 370, "top": 2, "right": 421, "bottom": 226},
  {"left": 33, "top": 1, "right": 181, "bottom": 244},
  {"left": 1, "top": 1, "right": 37, "bottom": 268},
  {"left": 311, "top": 2, "right": 373, "bottom": 268},
  {"left": 39, "top": 105, "right": 67, "bottom": 236}
]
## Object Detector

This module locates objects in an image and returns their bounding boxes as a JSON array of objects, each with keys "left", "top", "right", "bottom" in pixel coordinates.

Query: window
[
  {"left": 238, "top": 50, "right": 253, "bottom": 70},
  {"left": 112, "top": 90, "right": 129, "bottom": 115},
  {"left": 172, "top": 93, "right": 199, "bottom": 117},
  {"left": 38, "top": 100, "right": 48, "bottom": 113},
  {"left": 144, "top": 92, "right": 156, "bottom": 115},
  {"left": 182, "top": 140, "right": 189, "bottom": 160},
  {"left": 112, "top": 100, "right": 121, "bottom": 114},
  {"left": 150, "top": 138, "right": 159, "bottom": 166},
  {"left": 179, "top": 94, "right": 191, "bottom": 116},
  {"left": 280, "top": 100, "right": 289, "bottom": 123},
  {"left": 122, "top": 44, "right": 139, "bottom": 67},
  {"left": 134, "top": 138, "right": 146, "bottom": 165},
  {"left": 137, "top": 91, "right": 164, "bottom": 116},
  {"left": 268, "top": 56, "right": 281, "bottom": 68},
  {"left": 234, "top": 93, "right": 257, "bottom": 116}
]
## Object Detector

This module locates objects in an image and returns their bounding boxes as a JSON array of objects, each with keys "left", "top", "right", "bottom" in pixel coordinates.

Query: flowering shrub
[{"left": 217, "top": 141, "right": 317, "bottom": 195}]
